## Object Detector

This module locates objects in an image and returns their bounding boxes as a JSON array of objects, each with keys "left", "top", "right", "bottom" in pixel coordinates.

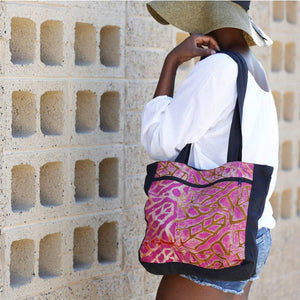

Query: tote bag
[{"left": 138, "top": 50, "right": 273, "bottom": 281}]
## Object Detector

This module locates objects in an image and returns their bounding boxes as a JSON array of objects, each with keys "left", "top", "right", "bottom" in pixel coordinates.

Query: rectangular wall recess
[
  {"left": 273, "top": 1, "right": 284, "bottom": 22},
  {"left": 40, "top": 162, "right": 64, "bottom": 206},
  {"left": 99, "top": 158, "right": 118, "bottom": 198},
  {"left": 10, "top": 17, "right": 36, "bottom": 64},
  {"left": 75, "top": 160, "right": 96, "bottom": 203},
  {"left": 282, "top": 141, "right": 293, "bottom": 170},
  {"left": 75, "top": 22, "right": 96, "bottom": 66},
  {"left": 286, "top": 1, "right": 297, "bottom": 24},
  {"left": 40, "top": 20, "right": 63, "bottom": 66},
  {"left": 281, "top": 189, "right": 292, "bottom": 219},
  {"left": 40, "top": 91, "right": 64, "bottom": 136},
  {"left": 283, "top": 92, "right": 294, "bottom": 121},
  {"left": 100, "top": 25, "right": 120, "bottom": 67},
  {"left": 285, "top": 43, "right": 296, "bottom": 73},
  {"left": 272, "top": 41, "right": 282, "bottom": 72},
  {"left": 11, "top": 164, "right": 36, "bottom": 212},
  {"left": 98, "top": 222, "right": 118, "bottom": 263},
  {"left": 10, "top": 239, "right": 35, "bottom": 287},
  {"left": 76, "top": 91, "right": 97, "bottom": 133},
  {"left": 73, "top": 226, "right": 95, "bottom": 270},
  {"left": 12, "top": 91, "right": 36, "bottom": 137},
  {"left": 39, "top": 233, "right": 62, "bottom": 278},
  {"left": 100, "top": 92, "right": 120, "bottom": 132}
]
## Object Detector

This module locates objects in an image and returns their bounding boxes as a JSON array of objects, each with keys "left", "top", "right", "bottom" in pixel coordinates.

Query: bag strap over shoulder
[
  {"left": 224, "top": 50, "right": 248, "bottom": 162},
  {"left": 175, "top": 50, "right": 248, "bottom": 165}
]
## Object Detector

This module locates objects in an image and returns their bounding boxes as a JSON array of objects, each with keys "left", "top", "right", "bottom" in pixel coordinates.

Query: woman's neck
[{"left": 209, "top": 28, "right": 250, "bottom": 53}]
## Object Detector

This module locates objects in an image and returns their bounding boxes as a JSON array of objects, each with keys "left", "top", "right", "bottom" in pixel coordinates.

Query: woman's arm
[{"left": 154, "top": 34, "right": 220, "bottom": 98}]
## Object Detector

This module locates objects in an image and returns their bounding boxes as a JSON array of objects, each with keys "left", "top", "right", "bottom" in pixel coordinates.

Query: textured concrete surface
[{"left": 0, "top": 1, "right": 299, "bottom": 299}]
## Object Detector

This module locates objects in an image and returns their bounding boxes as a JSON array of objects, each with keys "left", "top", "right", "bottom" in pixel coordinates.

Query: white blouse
[{"left": 141, "top": 53, "right": 278, "bottom": 229}]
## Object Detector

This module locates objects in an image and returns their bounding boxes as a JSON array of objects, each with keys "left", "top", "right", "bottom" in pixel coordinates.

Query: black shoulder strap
[
  {"left": 223, "top": 50, "right": 248, "bottom": 162},
  {"left": 175, "top": 50, "right": 248, "bottom": 164}
]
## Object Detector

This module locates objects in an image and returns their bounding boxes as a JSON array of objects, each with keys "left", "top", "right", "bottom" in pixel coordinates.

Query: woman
[{"left": 141, "top": 1, "right": 278, "bottom": 300}]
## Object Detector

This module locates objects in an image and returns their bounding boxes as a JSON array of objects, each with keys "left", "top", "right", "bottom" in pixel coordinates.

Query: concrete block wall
[
  {"left": 0, "top": 1, "right": 299, "bottom": 299},
  {"left": 1, "top": 1, "right": 126, "bottom": 299}
]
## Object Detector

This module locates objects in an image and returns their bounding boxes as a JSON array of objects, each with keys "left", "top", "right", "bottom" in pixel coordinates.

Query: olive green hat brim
[{"left": 147, "top": 1, "right": 273, "bottom": 47}]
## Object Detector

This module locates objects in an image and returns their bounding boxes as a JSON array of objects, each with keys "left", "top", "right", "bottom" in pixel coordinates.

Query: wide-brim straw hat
[{"left": 146, "top": 1, "right": 273, "bottom": 47}]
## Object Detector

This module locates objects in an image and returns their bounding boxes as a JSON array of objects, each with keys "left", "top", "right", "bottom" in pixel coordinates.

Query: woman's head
[{"left": 147, "top": 0, "right": 272, "bottom": 47}]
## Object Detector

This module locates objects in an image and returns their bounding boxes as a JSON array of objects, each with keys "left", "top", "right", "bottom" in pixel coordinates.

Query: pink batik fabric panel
[{"left": 140, "top": 161, "right": 254, "bottom": 269}]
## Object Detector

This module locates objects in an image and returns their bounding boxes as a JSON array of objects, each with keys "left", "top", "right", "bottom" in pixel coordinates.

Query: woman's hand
[
  {"left": 167, "top": 34, "right": 220, "bottom": 66},
  {"left": 153, "top": 34, "right": 219, "bottom": 98}
]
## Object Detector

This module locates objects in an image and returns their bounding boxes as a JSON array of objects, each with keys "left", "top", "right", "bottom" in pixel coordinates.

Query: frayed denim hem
[
  {"left": 181, "top": 272, "right": 259, "bottom": 295},
  {"left": 180, "top": 274, "right": 244, "bottom": 295}
]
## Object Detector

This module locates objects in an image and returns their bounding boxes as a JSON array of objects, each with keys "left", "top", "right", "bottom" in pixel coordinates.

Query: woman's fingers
[
  {"left": 168, "top": 33, "right": 220, "bottom": 65},
  {"left": 192, "top": 46, "right": 216, "bottom": 57},
  {"left": 193, "top": 34, "right": 220, "bottom": 51},
  {"left": 190, "top": 34, "right": 220, "bottom": 57}
]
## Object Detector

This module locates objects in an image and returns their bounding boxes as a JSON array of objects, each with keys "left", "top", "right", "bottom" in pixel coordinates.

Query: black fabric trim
[
  {"left": 175, "top": 143, "right": 191, "bottom": 164},
  {"left": 138, "top": 254, "right": 254, "bottom": 281},
  {"left": 224, "top": 50, "right": 248, "bottom": 162},
  {"left": 144, "top": 160, "right": 254, "bottom": 195},
  {"left": 244, "top": 164, "right": 273, "bottom": 274},
  {"left": 144, "top": 162, "right": 158, "bottom": 196},
  {"left": 150, "top": 176, "right": 253, "bottom": 189}
]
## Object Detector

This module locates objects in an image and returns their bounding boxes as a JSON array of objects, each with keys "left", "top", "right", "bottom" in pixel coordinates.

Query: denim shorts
[{"left": 181, "top": 227, "right": 272, "bottom": 295}]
